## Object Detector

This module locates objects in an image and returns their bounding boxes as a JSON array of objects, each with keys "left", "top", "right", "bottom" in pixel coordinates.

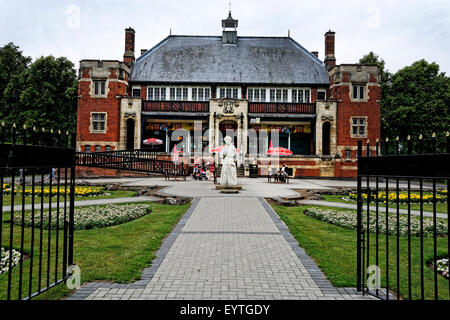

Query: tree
[
  {"left": 383, "top": 60, "right": 450, "bottom": 151},
  {"left": 359, "top": 53, "right": 450, "bottom": 152},
  {"left": 17, "top": 55, "right": 78, "bottom": 132},
  {"left": 0, "top": 43, "right": 32, "bottom": 125},
  {"left": 0, "top": 43, "right": 78, "bottom": 138}
]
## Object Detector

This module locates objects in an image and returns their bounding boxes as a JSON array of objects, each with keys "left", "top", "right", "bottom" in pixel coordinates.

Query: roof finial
[
  {"left": 288, "top": 29, "right": 290, "bottom": 37},
  {"left": 170, "top": 28, "right": 172, "bottom": 35},
  {"left": 229, "top": 2, "right": 231, "bottom": 12}
]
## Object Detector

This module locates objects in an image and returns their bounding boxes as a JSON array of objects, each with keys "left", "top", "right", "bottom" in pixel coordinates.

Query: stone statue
[{"left": 220, "top": 136, "right": 238, "bottom": 186}]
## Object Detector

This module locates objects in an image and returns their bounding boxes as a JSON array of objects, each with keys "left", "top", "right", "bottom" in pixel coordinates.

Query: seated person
[{"left": 278, "top": 163, "right": 288, "bottom": 182}]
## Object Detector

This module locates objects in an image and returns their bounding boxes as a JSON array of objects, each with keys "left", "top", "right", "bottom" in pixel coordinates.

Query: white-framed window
[
  {"left": 218, "top": 87, "right": 240, "bottom": 99},
  {"left": 84, "top": 145, "right": 91, "bottom": 153},
  {"left": 90, "top": 112, "right": 107, "bottom": 133},
  {"left": 176, "top": 88, "right": 182, "bottom": 100},
  {"left": 269, "top": 89, "right": 275, "bottom": 102},
  {"left": 147, "top": 87, "right": 166, "bottom": 100},
  {"left": 170, "top": 88, "right": 175, "bottom": 100},
  {"left": 248, "top": 88, "right": 267, "bottom": 102},
  {"left": 183, "top": 88, "right": 188, "bottom": 100},
  {"left": 351, "top": 117, "right": 367, "bottom": 137},
  {"left": 282, "top": 89, "right": 288, "bottom": 102},
  {"left": 352, "top": 85, "right": 365, "bottom": 100},
  {"left": 291, "top": 89, "right": 311, "bottom": 103},
  {"left": 95, "top": 145, "right": 101, "bottom": 152},
  {"left": 93, "top": 80, "right": 106, "bottom": 96},
  {"left": 317, "top": 90, "right": 326, "bottom": 101},
  {"left": 192, "top": 88, "right": 197, "bottom": 100}
]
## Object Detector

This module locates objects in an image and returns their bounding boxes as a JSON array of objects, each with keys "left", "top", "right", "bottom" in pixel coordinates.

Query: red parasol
[
  {"left": 266, "top": 141, "right": 293, "bottom": 156},
  {"left": 210, "top": 145, "right": 240, "bottom": 153},
  {"left": 143, "top": 138, "right": 163, "bottom": 145}
]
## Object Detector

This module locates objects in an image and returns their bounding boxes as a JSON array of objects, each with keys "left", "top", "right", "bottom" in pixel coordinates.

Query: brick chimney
[
  {"left": 124, "top": 27, "right": 135, "bottom": 66},
  {"left": 324, "top": 30, "right": 336, "bottom": 71}
]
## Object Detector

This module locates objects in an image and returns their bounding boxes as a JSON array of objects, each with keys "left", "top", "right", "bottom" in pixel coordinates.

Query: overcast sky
[{"left": 1, "top": 0, "right": 449, "bottom": 75}]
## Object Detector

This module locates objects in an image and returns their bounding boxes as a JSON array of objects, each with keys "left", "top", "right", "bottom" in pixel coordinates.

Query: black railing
[
  {"left": 76, "top": 150, "right": 183, "bottom": 174},
  {"left": 142, "top": 100, "right": 209, "bottom": 113},
  {"left": 356, "top": 139, "right": 449, "bottom": 300},
  {"left": 248, "top": 102, "right": 316, "bottom": 114},
  {"left": 0, "top": 124, "right": 76, "bottom": 300}
]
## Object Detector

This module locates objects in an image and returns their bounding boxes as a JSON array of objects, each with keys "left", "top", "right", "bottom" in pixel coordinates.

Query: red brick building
[{"left": 76, "top": 12, "right": 380, "bottom": 177}]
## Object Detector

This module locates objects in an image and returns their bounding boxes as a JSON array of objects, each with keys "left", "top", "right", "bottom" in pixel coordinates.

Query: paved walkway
[
  {"left": 77, "top": 177, "right": 439, "bottom": 199},
  {"left": 2, "top": 196, "right": 158, "bottom": 213},
  {"left": 300, "top": 200, "right": 448, "bottom": 219},
  {"left": 69, "top": 197, "right": 378, "bottom": 300}
]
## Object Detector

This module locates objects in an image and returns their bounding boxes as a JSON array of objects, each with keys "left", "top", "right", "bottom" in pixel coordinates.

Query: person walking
[{"left": 207, "top": 154, "right": 215, "bottom": 181}]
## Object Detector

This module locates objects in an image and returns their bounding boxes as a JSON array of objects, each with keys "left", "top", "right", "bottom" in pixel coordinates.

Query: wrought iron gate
[
  {"left": 356, "top": 139, "right": 450, "bottom": 300},
  {"left": 0, "top": 127, "right": 76, "bottom": 300}
]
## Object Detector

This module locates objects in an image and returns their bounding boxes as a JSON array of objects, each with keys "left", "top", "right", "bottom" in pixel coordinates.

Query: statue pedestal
[{"left": 215, "top": 185, "right": 242, "bottom": 190}]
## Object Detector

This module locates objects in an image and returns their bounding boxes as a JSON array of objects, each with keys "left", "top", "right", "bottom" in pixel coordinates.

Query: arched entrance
[
  {"left": 322, "top": 122, "right": 331, "bottom": 156},
  {"left": 126, "top": 118, "right": 135, "bottom": 150},
  {"left": 218, "top": 121, "right": 238, "bottom": 147}
]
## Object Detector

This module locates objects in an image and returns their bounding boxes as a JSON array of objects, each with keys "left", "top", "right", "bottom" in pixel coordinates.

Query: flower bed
[
  {"left": 348, "top": 190, "right": 447, "bottom": 204},
  {"left": 2, "top": 186, "right": 105, "bottom": 197},
  {"left": 303, "top": 207, "right": 448, "bottom": 237},
  {"left": 435, "top": 257, "right": 449, "bottom": 279},
  {"left": 0, "top": 247, "right": 21, "bottom": 275},
  {"left": 15, "top": 203, "right": 152, "bottom": 230}
]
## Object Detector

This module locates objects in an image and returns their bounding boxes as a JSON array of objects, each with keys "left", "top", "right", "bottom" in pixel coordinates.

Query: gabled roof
[{"left": 130, "top": 35, "right": 329, "bottom": 85}]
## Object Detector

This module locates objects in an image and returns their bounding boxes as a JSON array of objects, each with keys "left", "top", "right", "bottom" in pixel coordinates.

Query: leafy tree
[
  {"left": 383, "top": 60, "right": 450, "bottom": 151},
  {"left": 0, "top": 43, "right": 32, "bottom": 125},
  {"left": 0, "top": 43, "right": 77, "bottom": 141},
  {"left": 17, "top": 55, "right": 78, "bottom": 132},
  {"left": 360, "top": 53, "right": 450, "bottom": 152}
]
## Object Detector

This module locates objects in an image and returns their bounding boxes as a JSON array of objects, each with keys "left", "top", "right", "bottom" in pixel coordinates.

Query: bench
[
  {"left": 267, "top": 168, "right": 289, "bottom": 184},
  {"left": 164, "top": 168, "right": 187, "bottom": 181}
]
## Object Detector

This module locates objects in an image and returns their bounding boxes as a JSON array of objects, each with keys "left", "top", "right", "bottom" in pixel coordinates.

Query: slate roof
[{"left": 130, "top": 35, "right": 329, "bottom": 85}]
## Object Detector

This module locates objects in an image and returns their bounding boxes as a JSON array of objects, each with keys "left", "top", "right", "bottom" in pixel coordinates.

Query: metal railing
[
  {"left": 0, "top": 125, "right": 76, "bottom": 300},
  {"left": 248, "top": 102, "right": 316, "bottom": 114},
  {"left": 356, "top": 138, "right": 449, "bottom": 300},
  {"left": 142, "top": 100, "right": 209, "bottom": 113},
  {"left": 76, "top": 149, "right": 184, "bottom": 174}
]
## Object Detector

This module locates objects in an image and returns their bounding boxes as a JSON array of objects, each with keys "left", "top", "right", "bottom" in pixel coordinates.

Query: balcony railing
[
  {"left": 248, "top": 102, "right": 316, "bottom": 114},
  {"left": 142, "top": 100, "right": 209, "bottom": 113}
]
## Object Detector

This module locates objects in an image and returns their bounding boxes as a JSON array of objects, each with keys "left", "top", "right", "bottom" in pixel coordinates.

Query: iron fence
[
  {"left": 76, "top": 149, "right": 184, "bottom": 174},
  {"left": 0, "top": 125, "right": 76, "bottom": 300},
  {"left": 356, "top": 138, "right": 449, "bottom": 300}
]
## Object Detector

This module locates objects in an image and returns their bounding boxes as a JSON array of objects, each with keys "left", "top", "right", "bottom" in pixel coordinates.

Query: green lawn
[
  {"left": 323, "top": 194, "right": 448, "bottom": 214},
  {"left": 0, "top": 202, "right": 189, "bottom": 300},
  {"left": 272, "top": 204, "right": 449, "bottom": 300},
  {"left": 1, "top": 190, "right": 138, "bottom": 207}
]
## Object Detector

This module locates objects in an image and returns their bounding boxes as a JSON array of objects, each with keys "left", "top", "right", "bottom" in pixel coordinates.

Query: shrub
[
  {"left": 15, "top": 203, "right": 152, "bottom": 230},
  {"left": 303, "top": 207, "right": 447, "bottom": 237}
]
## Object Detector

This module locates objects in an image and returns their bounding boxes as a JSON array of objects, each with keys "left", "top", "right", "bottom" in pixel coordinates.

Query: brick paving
[{"left": 69, "top": 196, "right": 378, "bottom": 300}]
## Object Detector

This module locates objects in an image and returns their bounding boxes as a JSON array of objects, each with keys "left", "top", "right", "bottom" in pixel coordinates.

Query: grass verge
[
  {"left": 0, "top": 202, "right": 189, "bottom": 300},
  {"left": 272, "top": 204, "right": 449, "bottom": 300}
]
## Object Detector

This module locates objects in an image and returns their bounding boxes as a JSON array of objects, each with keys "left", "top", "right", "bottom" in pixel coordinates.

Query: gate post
[{"left": 356, "top": 140, "right": 363, "bottom": 291}]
